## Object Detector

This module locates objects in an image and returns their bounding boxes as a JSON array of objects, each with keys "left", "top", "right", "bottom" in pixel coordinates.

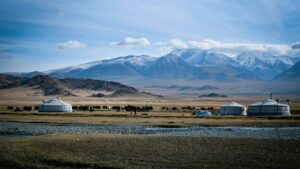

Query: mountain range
[{"left": 7, "top": 49, "right": 300, "bottom": 82}]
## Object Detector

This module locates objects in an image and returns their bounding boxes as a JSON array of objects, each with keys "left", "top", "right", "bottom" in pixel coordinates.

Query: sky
[{"left": 0, "top": 0, "right": 300, "bottom": 72}]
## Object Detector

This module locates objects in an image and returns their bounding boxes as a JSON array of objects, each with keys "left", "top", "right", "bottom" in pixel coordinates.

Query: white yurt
[
  {"left": 247, "top": 99, "right": 290, "bottom": 116},
  {"left": 220, "top": 102, "right": 247, "bottom": 116},
  {"left": 39, "top": 99, "right": 72, "bottom": 112},
  {"left": 195, "top": 111, "right": 212, "bottom": 116}
]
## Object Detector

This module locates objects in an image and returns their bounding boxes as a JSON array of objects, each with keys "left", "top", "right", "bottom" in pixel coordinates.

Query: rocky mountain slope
[
  {"left": 7, "top": 49, "right": 299, "bottom": 82},
  {"left": 273, "top": 61, "right": 300, "bottom": 81},
  {"left": 0, "top": 74, "right": 141, "bottom": 96}
]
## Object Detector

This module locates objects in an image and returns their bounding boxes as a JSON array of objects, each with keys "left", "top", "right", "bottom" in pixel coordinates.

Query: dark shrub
[
  {"left": 112, "top": 106, "right": 121, "bottom": 111},
  {"left": 23, "top": 106, "right": 32, "bottom": 111},
  {"left": 34, "top": 106, "right": 39, "bottom": 110},
  {"left": 14, "top": 107, "right": 22, "bottom": 112},
  {"left": 78, "top": 106, "right": 90, "bottom": 111},
  {"left": 92, "top": 106, "right": 101, "bottom": 109}
]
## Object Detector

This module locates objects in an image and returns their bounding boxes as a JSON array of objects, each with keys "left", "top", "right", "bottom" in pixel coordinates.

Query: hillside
[
  {"left": 0, "top": 74, "right": 143, "bottom": 97},
  {"left": 273, "top": 61, "right": 300, "bottom": 81}
]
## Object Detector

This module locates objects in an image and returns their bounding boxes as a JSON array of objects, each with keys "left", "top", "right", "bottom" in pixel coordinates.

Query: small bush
[
  {"left": 34, "top": 106, "right": 39, "bottom": 110},
  {"left": 14, "top": 107, "right": 22, "bottom": 112},
  {"left": 23, "top": 106, "right": 32, "bottom": 111}
]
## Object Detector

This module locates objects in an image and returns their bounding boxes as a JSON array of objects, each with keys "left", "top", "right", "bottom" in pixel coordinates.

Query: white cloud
[
  {"left": 155, "top": 39, "right": 292, "bottom": 56},
  {"left": 57, "top": 40, "right": 86, "bottom": 50},
  {"left": 111, "top": 37, "right": 150, "bottom": 47}
]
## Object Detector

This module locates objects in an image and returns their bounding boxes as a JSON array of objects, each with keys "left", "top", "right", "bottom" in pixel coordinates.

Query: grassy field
[
  {"left": 0, "top": 94, "right": 300, "bottom": 110},
  {"left": 0, "top": 134, "right": 299, "bottom": 169},
  {"left": 0, "top": 111, "right": 300, "bottom": 127}
]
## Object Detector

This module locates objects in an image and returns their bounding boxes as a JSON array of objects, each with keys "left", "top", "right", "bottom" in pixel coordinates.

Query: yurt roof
[
  {"left": 222, "top": 102, "right": 245, "bottom": 107},
  {"left": 250, "top": 99, "right": 288, "bottom": 106},
  {"left": 41, "top": 99, "right": 71, "bottom": 106}
]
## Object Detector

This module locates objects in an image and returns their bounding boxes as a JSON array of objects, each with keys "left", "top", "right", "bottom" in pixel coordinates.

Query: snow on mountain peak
[
  {"left": 105, "top": 55, "right": 155, "bottom": 66},
  {"left": 235, "top": 52, "right": 293, "bottom": 66}
]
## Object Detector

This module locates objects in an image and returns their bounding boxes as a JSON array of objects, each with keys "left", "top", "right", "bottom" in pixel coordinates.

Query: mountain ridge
[
  {"left": 273, "top": 61, "right": 300, "bottom": 81},
  {"left": 4, "top": 49, "right": 299, "bottom": 82}
]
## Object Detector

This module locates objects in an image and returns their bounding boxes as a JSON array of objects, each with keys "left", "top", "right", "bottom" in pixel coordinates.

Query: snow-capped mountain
[
  {"left": 234, "top": 52, "right": 294, "bottom": 80},
  {"left": 48, "top": 55, "right": 154, "bottom": 74},
  {"left": 46, "top": 49, "right": 298, "bottom": 82},
  {"left": 100, "top": 55, "right": 155, "bottom": 67},
  {"left": 140, "top": 52, "right": 209, "bottom": 79},
  {"left": 49, "top": 55, "right": 155, "bottom": 79},
  {"left": 286, "top": 50, "right": 300, "bottom": 64},
  {"left": 140, "top": 49, "right": 257, "bottom": 80},
  {"left": 169, "top": 49, "right": 258, "bottom": 80},
  {"left": 171, "top": 49, "right": 239, "bottom": 67}
]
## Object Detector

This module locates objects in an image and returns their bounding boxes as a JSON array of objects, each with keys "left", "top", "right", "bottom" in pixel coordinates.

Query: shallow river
[{"left": 0, "top": 121, "right": 299, "bottom": 140}]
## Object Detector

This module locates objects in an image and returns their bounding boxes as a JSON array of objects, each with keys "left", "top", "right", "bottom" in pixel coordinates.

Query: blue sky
[{"left": 0, "top": 0, "right": 300, "bottom": 72}]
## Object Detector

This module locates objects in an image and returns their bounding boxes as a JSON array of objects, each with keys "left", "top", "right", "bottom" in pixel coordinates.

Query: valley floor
[{"left": 0, "top": 96, "right": 300, "bottom": 169}]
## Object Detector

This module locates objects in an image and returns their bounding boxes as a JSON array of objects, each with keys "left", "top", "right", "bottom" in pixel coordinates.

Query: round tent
[
  {"left": 195, "top": 110, "right": 212, "bottom": 116},
  {"left": 220, "top": 102, "right": 247, "bottom": 116},
  {"left": 39, "top": 99, "right": 72, "bottom": 112},
  {"left": 247, "top": 99, "right": 290, "bottom": 116}
]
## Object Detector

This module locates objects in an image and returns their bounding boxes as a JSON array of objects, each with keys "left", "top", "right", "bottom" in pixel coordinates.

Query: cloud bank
[
  {"left": 155, "top": 39, "right": 291, "bottom": 56},
  {"left": 57, "top": 40, "right": 86, "bottom": 50},
  {"left": 110, "top": 37, "right": 151, "bottom": 47},
  {"left": 111, "top": 37, "right": 299, "bottom": 57}
]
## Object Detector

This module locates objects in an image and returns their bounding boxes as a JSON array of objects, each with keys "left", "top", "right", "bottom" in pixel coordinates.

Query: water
[{"left": 0, "top": 121, "right": 299, "bottom": 140}]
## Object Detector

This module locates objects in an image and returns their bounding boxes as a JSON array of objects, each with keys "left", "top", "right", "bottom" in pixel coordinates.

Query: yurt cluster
[
  {"left": 219, "top": 99, "right": 291, "bottom": 116},
  {"left": 37, "top": 98, "right": 291, "bottom": 116},
  {"left": 195, "top": 98, "right": 291, "bottom": 116}
]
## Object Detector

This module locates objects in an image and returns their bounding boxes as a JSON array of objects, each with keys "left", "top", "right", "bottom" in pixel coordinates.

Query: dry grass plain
[{"left": 0, "top": 87, "right": 300, "bottom": 109}]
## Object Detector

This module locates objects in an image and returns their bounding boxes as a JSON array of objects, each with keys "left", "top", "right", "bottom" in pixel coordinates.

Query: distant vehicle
[{"left": 195, "top": 111, "right": 212, "bottom": 116}]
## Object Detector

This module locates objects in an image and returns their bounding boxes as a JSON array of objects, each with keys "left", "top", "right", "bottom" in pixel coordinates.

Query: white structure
[
  {"left": 247, "top": 99, "right": 290, "bottom": 116},
  {"left": 220, "top": 102, "right": 247, "bottom": 116},
  {"left": 195, "top": 111, "right": 212, "bottom": 116},
  {"left": 39, "top": 99, "right": 72, "bottom": 112}
]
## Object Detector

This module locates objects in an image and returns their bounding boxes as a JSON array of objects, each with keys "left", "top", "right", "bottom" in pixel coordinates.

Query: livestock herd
[{"left": 6, "top": 105, "right": 215, "bottom": 113}]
